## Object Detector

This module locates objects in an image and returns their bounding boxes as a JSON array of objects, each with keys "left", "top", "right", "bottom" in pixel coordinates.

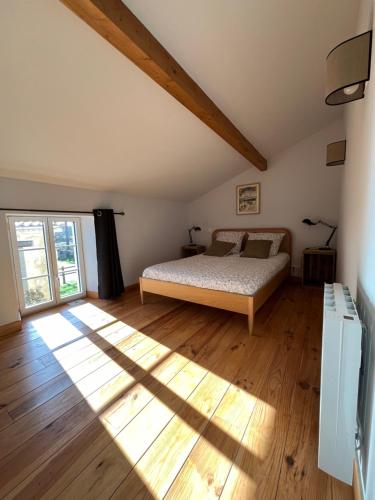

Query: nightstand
[
  {"left": 181, "top": 244, "right": 206, "bottom": 258},
  {"left": 302, "top": 247, "right": 336, "bottom": 287}
]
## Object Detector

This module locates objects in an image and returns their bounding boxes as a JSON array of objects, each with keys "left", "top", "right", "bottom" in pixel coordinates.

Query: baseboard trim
[
  {"left": 288, "top": 276, "right": 301, "bottom": 285},
  {"left": 0, "top": 320, "right": 22, "bottom": 337},
  {"left": 353, "top": 454, "right": 364, "bottom": 500},
  {"left": 125, "top": 283, "right": 140, "bottom": 292},
  {"left": 86, "top": 283, "right": 139, "bottom": 300}
]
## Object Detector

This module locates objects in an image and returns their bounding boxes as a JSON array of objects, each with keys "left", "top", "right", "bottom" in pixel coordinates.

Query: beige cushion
[
  {"left": 204, "top": 240, "right": 235, "bottom": 257},
  {"left": 241, "top": 239, "right": 272, "bottom": 259},
  {"left": 215, "top": 231, "right": 246, "bottom": 254},
  {"left": 246, "top": 232, "right": 284, "bottom": 256}
]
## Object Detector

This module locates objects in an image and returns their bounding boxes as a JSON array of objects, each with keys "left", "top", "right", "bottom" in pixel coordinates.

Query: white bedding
[{"left": 142, "top": 253, "right": 290, "bottom": 296}]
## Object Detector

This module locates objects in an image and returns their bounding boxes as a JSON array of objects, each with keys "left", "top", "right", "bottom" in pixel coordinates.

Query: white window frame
[{"left": 8, "top": 215, "right": 87, "bottom": 316}]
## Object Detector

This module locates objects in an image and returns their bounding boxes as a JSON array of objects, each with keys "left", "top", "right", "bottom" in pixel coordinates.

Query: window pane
[
  {"left": 52, "top": 221, "right": 76, "bottom": 248},
  {"left": 56, "top": 245, "right": 78, "bottom": 271},
  {"left": 15, "top": 221, "right": 46, "bottom": 248},
  {"left": 58, "top": 270, "right": 81, "bottom": 298},
  {"left": 18, "top": 249, "right": 48, "bottom": 279},
  {"left": 23, "top": 276, "right": 52, "bottom": 308}
]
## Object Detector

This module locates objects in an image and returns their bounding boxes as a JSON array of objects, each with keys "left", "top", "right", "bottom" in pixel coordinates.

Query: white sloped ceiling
[{"left": 0, "top": 0, "right": 357, "bottom": 200}]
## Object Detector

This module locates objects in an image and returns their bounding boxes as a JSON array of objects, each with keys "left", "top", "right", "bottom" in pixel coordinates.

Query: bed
[{"left": 139, "top": 228, "right": 292, "bottom": 335}]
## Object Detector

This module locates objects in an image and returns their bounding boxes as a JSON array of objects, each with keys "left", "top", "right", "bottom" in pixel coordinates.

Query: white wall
[
  {"left": 188, "top": 120, "right": 344, "bottom": 276},
  {"left": 337, "top": 0, "right": 375, "bottom": 498},
  {"left": 0, "top": 177, "right": 187, "bottom": 326},
  {"left": 80, "top": 215, "right": 98, "bottom": 293}
]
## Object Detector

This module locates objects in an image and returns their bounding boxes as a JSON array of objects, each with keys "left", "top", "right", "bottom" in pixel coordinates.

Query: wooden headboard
[{"left": 212, "top": 228, "right": 292, "bottom": 258}]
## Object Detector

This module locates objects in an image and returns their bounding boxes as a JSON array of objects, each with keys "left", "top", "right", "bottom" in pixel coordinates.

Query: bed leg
[
  {"left": 248, "top": 298, "right": 254, "bottom": 335},
  {"left": 139, "top": 278, "right": 144, "bottom": 305}
]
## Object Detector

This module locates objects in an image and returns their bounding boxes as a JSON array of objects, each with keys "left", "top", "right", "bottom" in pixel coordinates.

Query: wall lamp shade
[
  {"left": 326, "top": 140, "right": 346, "bottom": 166},
  {"left": 325, "top": 31, "right": 372, "bottom": 105}
]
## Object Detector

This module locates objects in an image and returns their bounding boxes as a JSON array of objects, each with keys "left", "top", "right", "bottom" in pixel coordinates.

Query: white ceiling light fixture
[{"left": 325, "top": 31, "right": 372, "bottom": 105}]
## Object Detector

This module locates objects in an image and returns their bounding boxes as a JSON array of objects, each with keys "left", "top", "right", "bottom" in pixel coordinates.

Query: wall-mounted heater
[{"left": 319, "top": 283, "right": 362, "bottom": 484}]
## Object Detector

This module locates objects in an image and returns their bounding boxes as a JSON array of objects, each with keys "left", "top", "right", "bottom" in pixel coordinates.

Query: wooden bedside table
[
  {"left": 181, "top": 244, "right": 206, "bottom": 258},
  {"left": 302, "top": 247, "right": 336, "bottom": 287}
]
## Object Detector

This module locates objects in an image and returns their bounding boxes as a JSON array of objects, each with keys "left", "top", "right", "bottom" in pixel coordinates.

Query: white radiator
[{"left": 319, "top": 283, "right": 362, "bottom": 484}]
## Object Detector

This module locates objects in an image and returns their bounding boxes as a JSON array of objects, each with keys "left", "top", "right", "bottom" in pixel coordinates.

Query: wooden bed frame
[{"left": 139, "top": 228, "right": 292, "bottom": 335}]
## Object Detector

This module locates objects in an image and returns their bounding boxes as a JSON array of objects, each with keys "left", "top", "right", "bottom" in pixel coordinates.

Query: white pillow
[
  {"left": 215, "top": 231, "right": 245, "bottom": 254},
  {"left": 246, "top": 232, "right": 284, "bottom": 257}
]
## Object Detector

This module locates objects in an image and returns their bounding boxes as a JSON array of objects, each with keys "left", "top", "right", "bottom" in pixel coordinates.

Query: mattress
[{"left": 142, "top": 253, "right": 290, "bottom": 296}]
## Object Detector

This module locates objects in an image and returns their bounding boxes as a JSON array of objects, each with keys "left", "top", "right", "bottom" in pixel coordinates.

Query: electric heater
[{"left": 319, "top": 283, "right": 362, "bottom": 484}]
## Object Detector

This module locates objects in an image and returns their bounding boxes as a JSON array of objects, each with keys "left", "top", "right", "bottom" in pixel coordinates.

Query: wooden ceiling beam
[{"left": 60, "top": 0, "right": 267, "bottom": 170}]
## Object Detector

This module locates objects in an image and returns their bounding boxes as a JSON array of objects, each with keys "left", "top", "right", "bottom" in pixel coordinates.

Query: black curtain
[{"left": 93, "top": 209, "right": 124, "bottom": 299}]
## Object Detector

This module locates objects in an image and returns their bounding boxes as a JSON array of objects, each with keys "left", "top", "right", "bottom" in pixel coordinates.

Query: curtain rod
[{"left": 0, "top": 208, "right": 125, "bottom": 215}]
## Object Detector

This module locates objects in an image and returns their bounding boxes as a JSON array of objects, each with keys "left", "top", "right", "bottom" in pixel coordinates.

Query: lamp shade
[
  {"left": 325, "top": 31, "right": 372, "bottom": 105},
  {"left": 326, "top": 140, "right": 346, "bottom": 166}
]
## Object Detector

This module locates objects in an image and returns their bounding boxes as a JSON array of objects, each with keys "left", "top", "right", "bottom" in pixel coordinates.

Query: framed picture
[{"left": 236, "top": 183, "right": 260, "bottom": 215}]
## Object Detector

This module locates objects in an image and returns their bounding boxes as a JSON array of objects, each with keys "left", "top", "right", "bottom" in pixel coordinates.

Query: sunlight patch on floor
[
  {"left": 95, "top": 321, "right": 137, "bottom": 343},
  {"left": 41, "top": 302, "right": 271, "bottom": 491},
  {"left": 52, "top": 333, "right": 102, "bottom": 363},
  {"left": 220, "top": 462, "right": 257, "bottom": 500},
  {"left": 68, "top": 303, "right": 116, "bottom": 330},
  {"left": 241, "top": 402, "right": 276, "bottom": 460},
  {"left": 30, "top": 314, "right": 84, "bottom": 349}
]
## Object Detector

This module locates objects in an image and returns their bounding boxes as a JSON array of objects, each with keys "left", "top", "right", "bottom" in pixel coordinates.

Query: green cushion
[
  {"left": 241, "top": 239, "right": 272, "bottom": 259},
  {"left": 204, "top": 240, "right": 236, "bottom": 256}
]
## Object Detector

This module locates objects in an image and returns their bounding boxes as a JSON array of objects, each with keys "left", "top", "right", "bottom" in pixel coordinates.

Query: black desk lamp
[
  {"left": 188, "top": 226, "right": 201, "bottom": 244},
  {"left": 302, "top": 218, "right": 337, "bottom": 249}
]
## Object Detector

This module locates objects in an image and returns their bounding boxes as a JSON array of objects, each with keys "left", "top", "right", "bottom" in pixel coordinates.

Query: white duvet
[{"left": 142, "top": 253, "right": 290, "bottom": 296}]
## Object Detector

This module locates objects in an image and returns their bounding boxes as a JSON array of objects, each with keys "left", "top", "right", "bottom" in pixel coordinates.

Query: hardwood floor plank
[
  {"left": 0, "top": 289, "right": 141, "bottom": 354},
  {"left": 111, "top": 319, "right": 249, "bottom": 499},
  {"left": 220, "top": 342, "right": 302, "bottom": 499},
  {"left": 0, "top": 285, "right": 353, "bottom": 500},
  {"left": 219, "top": 286, "right": 335, "bottom": 500},
  {"left": 58, "top": 356, "right": 210, "bottom": 499},
  {"left": 0, "top": 298, "right": 181, "bottom": 378},
  {"left": 164, "top": 336, "right": 277, "bottom": 499},
  {"left": 0, "top": 304, "right": 198, "bottom": 418},
  {"left": 54, "top": 315, "right": 239, "bottom": 500},
  {"left": 0, "top": 410, "right": 12, "bottom": 430},
  {"left": 0, "top": 358, "right": 49, "bottom": 393},
  {"left": 275, "top": 302, "right": 352, "bottom": 500},
  {"left": 0, "top": 362, "right": 66, "bottom": 408},
  {"left": 0, "top": 329, "right": 40, "bottom": 353},
  {"left": 325, "top": 476, "right": 353, "bottom": 500},
  {"left": 275, "top": 343, "right": 323, "bottom": 499},
  {"left": 0, "top": 305, "right": 209, "bottom": 459},
  {"left": 0, "top": 309, "right": 229, "bottom": 497}
]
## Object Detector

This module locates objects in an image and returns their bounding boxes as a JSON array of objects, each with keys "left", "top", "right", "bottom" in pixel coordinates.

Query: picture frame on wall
[{"left": 236, "top": 183, "right": 260, "bottom": 215}]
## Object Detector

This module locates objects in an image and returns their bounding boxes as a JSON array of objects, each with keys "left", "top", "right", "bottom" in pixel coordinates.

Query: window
[{"left": 8, "top": 216, "right": 86, "bottom": 315}]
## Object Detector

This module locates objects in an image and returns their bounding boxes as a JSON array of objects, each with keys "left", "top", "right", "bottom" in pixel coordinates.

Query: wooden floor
[{"left": 0, "top": 283, "right": 353, "bottom": 499}]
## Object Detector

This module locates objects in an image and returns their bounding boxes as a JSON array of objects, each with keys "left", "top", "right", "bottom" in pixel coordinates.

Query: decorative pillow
[
  {"left": 204, "top": 240, "right": 236, "bottom": 257},
  {"left": 241, "top": 239, "right": 272, "bottom": 259},
  {"left": 246, "top": 232, "right": 284, "bottom": 256},
  {"left": 214, "top": 231, "right": 245, "bottom": 254}
]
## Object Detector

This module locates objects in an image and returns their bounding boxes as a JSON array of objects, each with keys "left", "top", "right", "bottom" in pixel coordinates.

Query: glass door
[
  {"left": 49, "top": 218, "right": 86, "bottom": 302},
  {"left": 8, "top": 216, "right": 86, "bottom": 315},
  {"left": 9, "top": 217, "right": 55, "bottom": 314}
]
